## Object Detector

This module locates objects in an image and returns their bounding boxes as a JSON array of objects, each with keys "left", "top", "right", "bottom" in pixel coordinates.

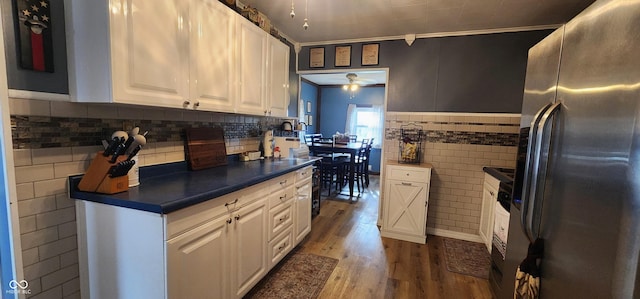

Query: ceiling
[
  {"left": 301, "top": 71, "right": 387, "bottom": 86},
  {"left": 240, "top": 0, "right": 596, "bottom": 45}
]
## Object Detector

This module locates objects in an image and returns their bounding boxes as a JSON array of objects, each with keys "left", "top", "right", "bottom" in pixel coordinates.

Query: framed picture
[
  {"left": 309, "top": 47, "right": 325, "bottom": 68},
  {"left": 361, "top": 43, "right": 380, "bottom": 66},
  {"left": 334, "top": 45, "right": 351, "bottom": 67},
  {"left": 306, "top": 101, "right": 312, "bottom": 113},
  {"left": 14, "top": 0, "right": 54, "bottom": 72},
  {"left": 306, "top": 114, "right": 313, "bottom": 126}
]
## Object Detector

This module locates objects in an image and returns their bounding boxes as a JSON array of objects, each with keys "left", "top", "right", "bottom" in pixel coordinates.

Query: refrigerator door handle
[
  {"left": 521, "top": 103, "right": 553, "bottom": 242},
  {"left": 528, "top": 102, "right": 562, "bottom": 239}
]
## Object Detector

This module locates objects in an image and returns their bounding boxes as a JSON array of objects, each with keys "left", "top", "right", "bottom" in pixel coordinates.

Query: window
[{"left": 346, "top": 104, "right": 383, "bottom": 148}]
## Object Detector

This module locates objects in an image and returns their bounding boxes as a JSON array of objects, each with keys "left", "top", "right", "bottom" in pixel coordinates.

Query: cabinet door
[
  {"left": 189, "top": 0, "right": 235, "bottom": 112},
  {"left": 294, "top": 180, "right": 312, "bottom": 244},
  {"left": 236, "top": 16, "right": 267, "bottom": 115},
  {"left": 383, "top": 180, "right": 428, "bottom": 236},
  {"left": 232, "top": 199, "right": 268, "bottom": 298},
  {"left": 267, "top": 36, "right": 290, "bottom": 117},
  {"left": 110, "top": 0, "right": 189, "bottom": 107},
  {"left": 167, "top": 216, "right": 230, "bottom": 299},
  {"left": 480, "top": 182, "right": 498, "bottom": 252}
]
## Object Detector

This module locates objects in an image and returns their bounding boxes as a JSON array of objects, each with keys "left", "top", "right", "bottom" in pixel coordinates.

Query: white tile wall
[
  {"left": 9, "top": 97, "right": 286, "bottom": 298},
  {"left": 384, "top": 112, "right": 519, "bottom": 238}
]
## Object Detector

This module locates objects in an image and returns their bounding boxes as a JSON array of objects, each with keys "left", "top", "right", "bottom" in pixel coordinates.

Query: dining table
[{"left": 308, "top": 142, "right": 362, "bottom": 200}]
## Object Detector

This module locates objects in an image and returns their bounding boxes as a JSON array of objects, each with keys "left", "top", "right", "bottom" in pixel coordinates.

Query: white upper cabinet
[
  {"left": 65, "top": 0, "right": 189, "bottom": 107},
  {"left": 189, "top": 0, "right": 236, "bottom": 112},
  {"left": 66, "top": 0, "right": 288, "bottom": 115},
  {"left": 235, "top": 16, "right": 268, "bottom": 115},
  {"left": 267, "top": 35, "right": 290, "bottom": 117}
]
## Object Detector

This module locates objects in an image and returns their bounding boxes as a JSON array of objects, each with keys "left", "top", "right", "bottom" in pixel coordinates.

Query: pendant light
[
  {"left": 290, "top": 0, "right": 295, "bottom": 18},
  {"left": 303, "top": 0, "right": 309, "bottom": 30}
]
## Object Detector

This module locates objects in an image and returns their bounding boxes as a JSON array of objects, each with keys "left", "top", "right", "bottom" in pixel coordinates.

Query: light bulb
[
  {"left": 290, "top": 9, "right": 295, "bottom": 18},
  {"left": 343, "top": 85, "right": 348, "bottom": 90},
  {"left": 303, "top": 18, "right": 309, "bottom": 30},
  {"left": 350, "top": 84, "right": 358, "bottom": 91}
]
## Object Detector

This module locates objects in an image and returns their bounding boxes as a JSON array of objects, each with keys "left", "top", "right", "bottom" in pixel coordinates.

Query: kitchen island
[{"left": 70, "top": 157, "right": 320, "bottom": 299}]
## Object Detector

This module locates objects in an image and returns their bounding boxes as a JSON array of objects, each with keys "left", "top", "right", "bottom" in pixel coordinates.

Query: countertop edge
[{"left": 70, "top": 158, "right": 321, "bottom": 214}]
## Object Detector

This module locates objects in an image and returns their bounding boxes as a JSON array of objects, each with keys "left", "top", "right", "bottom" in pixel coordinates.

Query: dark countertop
[
  {"left": 69, "top": 157, "right": 321, "bottom": 214},
  {"left": 482, "top": 167, "right": 515, "bottom": 184}
]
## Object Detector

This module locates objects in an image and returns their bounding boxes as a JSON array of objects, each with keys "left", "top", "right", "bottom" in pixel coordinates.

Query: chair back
[{"left": 349, "top": 135, "right": 357, "bottom": 143}]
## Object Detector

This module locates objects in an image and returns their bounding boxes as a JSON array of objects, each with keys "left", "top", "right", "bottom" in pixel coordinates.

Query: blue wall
[
  {"left": 299, "top": 30, "right": 552, "bottom": 113},
  {"left": 300, "top": 80, "right": 318, "bottom": 134},
  {"left": 318, "top": 86, "right": 384, "bottom": 172}
]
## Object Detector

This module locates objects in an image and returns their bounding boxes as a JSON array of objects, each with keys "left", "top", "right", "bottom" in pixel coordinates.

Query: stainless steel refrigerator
[{"left": 500, "top": 0, "right": 640, "bottom": 298}]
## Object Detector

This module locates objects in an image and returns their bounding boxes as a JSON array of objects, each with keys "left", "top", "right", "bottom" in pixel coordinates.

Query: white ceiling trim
[{"left": 298, "top": 24, "right": 561, "bottom": 47}]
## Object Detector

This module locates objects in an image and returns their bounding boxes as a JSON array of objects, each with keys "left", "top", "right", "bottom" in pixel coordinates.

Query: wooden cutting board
[{"left": 185, "top": 127, "right": 228, "bottom": 170}]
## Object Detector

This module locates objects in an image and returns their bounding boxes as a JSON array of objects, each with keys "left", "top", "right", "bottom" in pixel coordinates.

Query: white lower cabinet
[
  {"left": 479, "top": 173, "right": 500, "bottom": 252},
  {"left": 167, "top": 216, "right": 229, "bottom": 299},
  {"left": 294, "top": 177, "right": 312, "bottom": 244},
  {"left": 231, "top": 199, "right": 268, "bottom": 297},
  {"left": 381, "top": 162, "right": 432, "bottom": 244},
  {"left": 76, "top": 168, "right": 313, "bottom": 299}
]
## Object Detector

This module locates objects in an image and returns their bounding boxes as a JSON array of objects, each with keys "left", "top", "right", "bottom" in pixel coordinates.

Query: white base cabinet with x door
[{"left": 381, "top": 162, "right": 432, "bottom": 244}]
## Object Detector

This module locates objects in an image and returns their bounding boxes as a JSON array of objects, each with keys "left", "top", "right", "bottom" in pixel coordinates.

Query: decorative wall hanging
[
  {"left": 15, "top": 0, "right": 54, "bottom": 72},
  {"left": 335, "top": 45, "right": 351, "bottom": 67},
  {"left": 309, "top": 47, "right": 324, "bottom": 68},
  {"left": 361, "top": 43, "right": 380, "bottom": 66}
]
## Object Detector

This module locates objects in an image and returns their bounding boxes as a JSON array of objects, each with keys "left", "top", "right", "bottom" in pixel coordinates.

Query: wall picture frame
[
  {"left": 309, "top": 47, "right": 325, "bottom": 68},
  {"left": 361, "top": 43, "right": 380, "bottom": 66},
  {"left": 335, "top": 45, "right": 351, "bottom": 67}
]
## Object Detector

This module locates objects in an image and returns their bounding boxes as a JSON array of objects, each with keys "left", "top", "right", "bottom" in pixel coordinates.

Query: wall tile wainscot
[
  {"left": 384, "top": 112, "right": 519, "bottom": 242},
  {"left": 9, "top": 97, "right": 295, "bottom": 299}
]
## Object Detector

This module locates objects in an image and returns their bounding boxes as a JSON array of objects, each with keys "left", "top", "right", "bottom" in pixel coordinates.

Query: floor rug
[
  {"left": 442, "top": 237, "right": 491, "bottom": 279},
  {"left": 244, "top": 251, "right": 339, "bottom": 299}
]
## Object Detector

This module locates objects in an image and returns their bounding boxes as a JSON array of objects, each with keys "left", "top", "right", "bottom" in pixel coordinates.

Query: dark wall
[
  {"left": 299, "top": 30, "right": 553, "bottom": 113},
  {"left": 1, "top": 0, "right": 68, "bottom": 93}
]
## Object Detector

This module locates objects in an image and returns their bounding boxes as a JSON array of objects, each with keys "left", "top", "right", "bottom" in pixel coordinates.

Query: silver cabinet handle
[
  {"left": 193, "top": 101, "right": 200, "bottom": 108},
  {"left": 225, "top": 198, "right": 239, "bottom": 207},
  {"left": 489, "top": 191, "right": 495, "bottom": 197},
  {"left": 280, "top": 194, "right": 287, "bottom": 200},
  {"left": 183, "top": 100, "right": 190, "bottom": 106},
  {"left": 401, "top": 182, "right": 412, "bottom": 186},
  {"left": 226, "top": 218, "right": 232, "bottom": 224},
  {"left": 234, "top": 215, "right": 241, "bottom": 221},
  {"left": 280, "top": 180, "right": 287, "bottom": 185}
]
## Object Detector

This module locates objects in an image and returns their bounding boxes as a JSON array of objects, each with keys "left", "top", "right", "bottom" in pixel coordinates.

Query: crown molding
[{"left": 299, "top": 24, "right": 561, "bottom": 47}]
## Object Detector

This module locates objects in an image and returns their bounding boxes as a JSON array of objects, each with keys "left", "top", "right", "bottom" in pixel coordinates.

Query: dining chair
[
  {"left": 349, "top": 135, "right": 357, "bottom": 143},
  {"left": 353, "top": 141, "right": 370, "bottom": 192}
]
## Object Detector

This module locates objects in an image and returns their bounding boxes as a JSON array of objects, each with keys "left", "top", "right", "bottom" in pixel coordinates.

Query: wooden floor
[{"left": 297, "top": 176, "right": 493, "bottom": 299}]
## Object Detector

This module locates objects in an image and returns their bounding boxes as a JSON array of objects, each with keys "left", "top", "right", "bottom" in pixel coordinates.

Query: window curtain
[
  {"left": 299, "top": 99, "right": 305, "bottom": 124},
  {"left": 371, "top": 105, "right": 383, "bottom": 148},
  {"left": 345, "top": 104, "right": 357, "bottom": 135}
]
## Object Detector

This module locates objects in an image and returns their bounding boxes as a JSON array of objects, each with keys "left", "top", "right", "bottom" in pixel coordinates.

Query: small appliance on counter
[
  {"left": 273, "top": 136, "right": 302, "bottom": 158},
  {"left": 262, "top": 130, "right": 274, "bottom": 158}
]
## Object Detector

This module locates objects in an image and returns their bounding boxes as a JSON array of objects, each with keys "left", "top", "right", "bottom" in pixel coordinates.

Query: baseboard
[{"left": 427, "top": 227, "right": 484, "bottom": 243}]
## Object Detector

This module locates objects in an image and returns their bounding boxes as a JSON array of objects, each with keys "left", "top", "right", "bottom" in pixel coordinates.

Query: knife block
[{"left": 78, "top": 151, "right": 129, "bottom": 194}]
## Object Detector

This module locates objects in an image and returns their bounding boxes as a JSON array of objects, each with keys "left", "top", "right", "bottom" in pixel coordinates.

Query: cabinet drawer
[
  {"left": 295, "top": 166, "right": 313, "bottom": 182},
  {"left": 484, "top": 173, "right": 501, "bottom": 190},
  {"left": 268, "top": 227, "right": 293, "bottom": 268},
  {"left": 386, "top": 165, "right": 431, "bottom": 183},
  {"left": 268, "top": 199, "right": 293, "bottom": 241},
  {"left": 269, "top": 186, "right": 295, "bottom": 210},
  {"left": 166, "top": 180, "right": 268, "bottom": 240},
  {"left": 269, "top": 172, "right": 295, "bottom": 193},
  {"left": 166, "top": 192, "right": 235, "bottom": 240}
]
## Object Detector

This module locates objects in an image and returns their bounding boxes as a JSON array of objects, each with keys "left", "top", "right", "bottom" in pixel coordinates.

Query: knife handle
[{"left": 127, "top": 145, "right": 142, "bottom": 161}]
